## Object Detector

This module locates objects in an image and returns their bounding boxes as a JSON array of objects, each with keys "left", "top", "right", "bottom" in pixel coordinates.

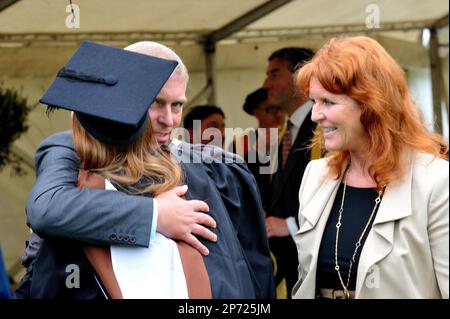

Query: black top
[{"left": 317, "top": 183, "right": 380, "bottom": 291}]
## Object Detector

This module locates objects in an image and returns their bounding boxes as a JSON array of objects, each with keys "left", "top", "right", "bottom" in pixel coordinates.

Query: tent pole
[
  {"left": 203, "top": 40, "right": 216, "bottom": 105},
  {"left": 428, "top": 27, "right": 443, "bottom": 134},
  {"left": 200, "top": 0, "right": 293, "bottom": 106},
  {"left": 0, "top": 0, "right": 19, "bottom": 12}
]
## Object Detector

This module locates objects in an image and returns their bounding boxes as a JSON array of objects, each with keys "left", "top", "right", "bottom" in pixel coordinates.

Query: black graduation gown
[{"left": 16, "top": 142, "right": 275, "bottom": 299}]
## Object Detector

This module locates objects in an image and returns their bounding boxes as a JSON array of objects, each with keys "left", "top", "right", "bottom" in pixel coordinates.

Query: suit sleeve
[
  {"left": 204, "top": 155, "right": 276, "bottom": 299},
  {"left": 428, "top": 159, "right": 449, "bottom": 298},
  {"left": 26, "top": 131, "right": 153, "bottom": 247}
]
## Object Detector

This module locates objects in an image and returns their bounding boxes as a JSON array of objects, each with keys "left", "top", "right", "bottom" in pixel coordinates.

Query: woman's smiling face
[{"left": 309, "top": 77, "right": 368, "bottom": 154}]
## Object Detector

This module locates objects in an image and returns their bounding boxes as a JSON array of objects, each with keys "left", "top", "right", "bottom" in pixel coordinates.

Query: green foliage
[{"left": 0, "top": 85, "right": 33, "bottom": 175}]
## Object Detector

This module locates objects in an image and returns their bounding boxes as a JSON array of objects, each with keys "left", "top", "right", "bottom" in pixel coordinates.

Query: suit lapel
[
  {"left": 169, "top": 142, "right": 210, "bottom": 202},
  {"left": 181, "top": 163, "right": 210, "bottom": 202},
  {"left": 355, "top": 160, "right": 413, "bottom": 296},
  {"left": 298, "top": 177, "right": 340, "bottom": 234},
  {"left": 296, "top": 176, "right": 341, "bottom": 296},
  {"left": 270, "top": 140, "right": 299, "bottom": 205},
  {"left": 270, "top": 115, "right": 315, "bottom": 207}
]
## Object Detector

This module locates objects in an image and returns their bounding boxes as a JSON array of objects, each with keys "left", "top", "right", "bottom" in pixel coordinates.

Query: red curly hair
[{"left": 296, "top": 36, "right": 448, "bottom": 189}]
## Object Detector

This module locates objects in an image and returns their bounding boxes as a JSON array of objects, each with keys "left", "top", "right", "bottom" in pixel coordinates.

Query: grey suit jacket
[{"left": 27, "top": 131, "right": 154, "bottom": 247}]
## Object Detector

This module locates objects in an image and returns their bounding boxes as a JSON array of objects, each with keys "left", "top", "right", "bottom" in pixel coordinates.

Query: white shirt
[
  {"left": 106, "top": 180, "right": 188, "bottom": 299},
  {"left": 288, "top": 100, "right": 313, "bottom": 144}
]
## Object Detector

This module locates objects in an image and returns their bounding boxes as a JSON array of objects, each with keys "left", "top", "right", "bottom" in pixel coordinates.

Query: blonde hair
[
  {"left": 72, "top": 114, "right": 183, "bottom": 196},
  {"left": 296, "top": 36, "right": 448, "bottom": 189},
  {"left": 71, "top": 41, "right": 190, "bottom": 195}
]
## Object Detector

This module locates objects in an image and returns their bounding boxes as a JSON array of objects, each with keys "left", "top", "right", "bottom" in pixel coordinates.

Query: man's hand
[
  {"left": 156, "top": 185, "right": 217, "bottom": 256},
  {"left": 265, "top": 216, "right": 289, "bottom": 238}
]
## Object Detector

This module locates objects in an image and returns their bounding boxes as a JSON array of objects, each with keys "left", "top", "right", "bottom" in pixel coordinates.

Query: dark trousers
[{"left": 270, "top": 236, "right": 298, "bottom": 299}]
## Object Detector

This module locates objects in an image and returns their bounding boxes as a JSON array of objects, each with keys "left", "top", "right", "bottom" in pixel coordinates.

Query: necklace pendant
[{"left": 344, "top": 290, "right": 351, "bottom": 299}]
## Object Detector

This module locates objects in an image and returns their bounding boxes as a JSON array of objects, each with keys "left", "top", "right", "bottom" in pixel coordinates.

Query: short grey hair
[{"left": 124, "top": 41, "right": 189, "bottom": 84}]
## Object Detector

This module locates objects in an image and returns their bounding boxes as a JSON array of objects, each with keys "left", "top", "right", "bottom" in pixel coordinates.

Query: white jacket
[{"left": 293, "top": 152, "right": 449, "bottom": 299}]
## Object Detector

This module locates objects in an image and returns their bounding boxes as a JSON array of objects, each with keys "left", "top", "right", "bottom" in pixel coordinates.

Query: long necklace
[{"left": 334, "top": 167, "right": 384, "bottom": 299}]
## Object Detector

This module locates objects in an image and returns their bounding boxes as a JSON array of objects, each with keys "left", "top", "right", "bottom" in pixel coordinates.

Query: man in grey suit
[
  {"left": 25, "top": 42, "right": 216, "bottom": 259},
  {"left": 21, "top": 41, "right": 274, "bottom": 299}
]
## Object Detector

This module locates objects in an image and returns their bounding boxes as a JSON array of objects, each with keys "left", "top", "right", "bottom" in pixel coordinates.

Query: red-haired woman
[{"left": 293, "top": 36, "right": 448, "bottom": 299}]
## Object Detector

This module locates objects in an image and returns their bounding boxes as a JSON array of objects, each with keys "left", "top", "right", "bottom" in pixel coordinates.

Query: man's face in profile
[{"left": 263, "top": 58, "right": 296, "bottom": 108}]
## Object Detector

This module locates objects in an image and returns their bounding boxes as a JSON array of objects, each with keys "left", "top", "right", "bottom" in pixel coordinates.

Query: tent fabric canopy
[{"left": 0, "top": 0, "right": 448, "bottom": 41}]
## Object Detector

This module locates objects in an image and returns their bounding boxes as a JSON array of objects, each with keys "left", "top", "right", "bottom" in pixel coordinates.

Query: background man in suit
[
  {"left": 231, "top": 88, "right": 285, "bottom": 209},
  {"left": 183, "top": 104, "right": 226, "bottom": 148},
  {"left": 262, "top": 47, "right": 316, "bottom": 298}
]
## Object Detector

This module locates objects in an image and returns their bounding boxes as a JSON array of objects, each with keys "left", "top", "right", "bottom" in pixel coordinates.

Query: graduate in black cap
[{"left": 17, "top": 41, "right": 275, "bottom": 299}]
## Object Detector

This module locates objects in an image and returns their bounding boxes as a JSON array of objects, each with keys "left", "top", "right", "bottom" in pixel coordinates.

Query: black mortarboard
[
  {"left": 40, "top": 41, "right": 178, "bottom": 145},
  {"left": 243, "top": 88, "right": 268, "bottom": 115}
]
